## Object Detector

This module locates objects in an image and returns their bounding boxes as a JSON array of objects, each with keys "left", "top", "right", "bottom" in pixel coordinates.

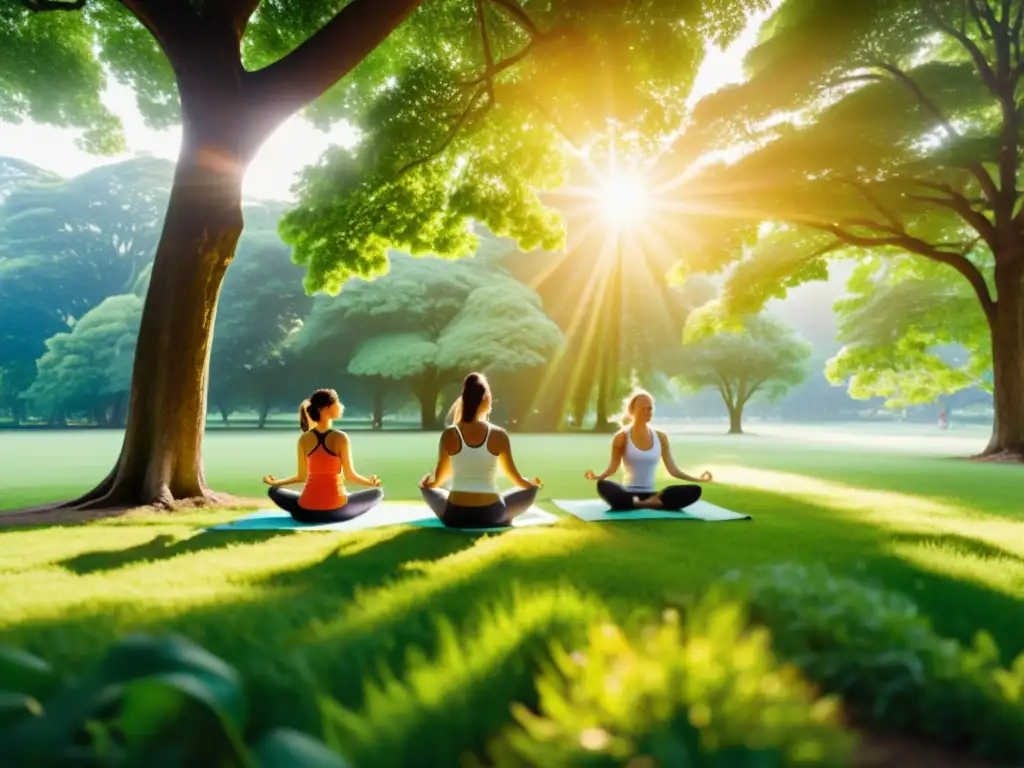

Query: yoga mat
[
  {"left": 552, "top": 498, "right": 751, "bottom": 523},
  {"left": 207, "top": 503, "right": 558, "bottom": 533}
]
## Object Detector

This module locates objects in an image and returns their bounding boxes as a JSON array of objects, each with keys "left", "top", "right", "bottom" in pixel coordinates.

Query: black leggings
[
  {"left": 420, "top": 486, "right": 538, "bottom": 528},
  {"left": 268, "top": 486, "right": 384, "bottom": 524},
  {"left": 597, "top": 479, "right": 701, "bottom": 511}
]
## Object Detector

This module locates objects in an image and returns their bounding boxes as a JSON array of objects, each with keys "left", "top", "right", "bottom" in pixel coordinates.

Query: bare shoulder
[
  {"left": 328, "top": 429, "right": 350, "bottom": 451},
  {"left": 611, "top": 430, "right": 628, "bottom": 447},
  {"left": 655, "top": 430, "right": 671, "bottom": 448},
  {"left": 298, "top": 432, "right": 316, "bottom": 450},
  {"left": 441, "top": 426, "right": 461, "bottom": 453}
]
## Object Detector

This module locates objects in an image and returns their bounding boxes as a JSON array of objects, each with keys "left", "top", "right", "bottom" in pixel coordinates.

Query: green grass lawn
[{"left": 1, "top": 423, "right": 1022, "bottom": 764}]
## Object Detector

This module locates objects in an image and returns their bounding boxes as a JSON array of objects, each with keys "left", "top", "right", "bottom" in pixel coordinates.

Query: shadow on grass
[
  {"left": 6, "top": 485, "right": 1024, "bottom": 763},
  {"left": 889, "top": 531, "right": 1024, "bottom": 567}
]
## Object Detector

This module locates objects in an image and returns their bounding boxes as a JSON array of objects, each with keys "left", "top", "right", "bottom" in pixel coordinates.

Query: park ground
[{"left": 1, "top": 421, "right": 1022, "bottom": 764}]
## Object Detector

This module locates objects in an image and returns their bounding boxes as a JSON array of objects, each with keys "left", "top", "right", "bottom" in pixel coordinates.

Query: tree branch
[
  {"left": 474, "top": 0, "right": 496, "bottom": 101},
  {"left": 247, "top": 0, "right": 422, "bottom": 118},
  {"left": 741, "top": 379, "right": 765, "bottom": 406},
  {"left": 967, "top": 0, "right": 995, "bottom": 39},
  {"left": 876, "top": 61, "right": 1001, "bottom": 205},
  {"left": 903, "top": 179, "right": 1000, "bottom": 251},
  {"left": 20, "top": 0, "right": 84, "bottom": 10},
  {"left": 390, "top": 86, "right": 493, "bottom": 180},
  {"left": 808, "top": 221, "right": 996, "bottom": 321},
  {"left": 117, "top": 0, "right": 201, "bottom": 69},
  {"left": 923, "top": 4, "right": 1000, "bottom": 93},
  {"left": 489, "top": 0, "right": 542, "bottom": 38},
  {"left": 208, "top": 0, "right": 262, "bottom": 42},
  {"left": 840, "top": 177, "right": 904, "bottom": 230},
  {"left": 460, "top": 40, "right": 535, "bottom": 86}
]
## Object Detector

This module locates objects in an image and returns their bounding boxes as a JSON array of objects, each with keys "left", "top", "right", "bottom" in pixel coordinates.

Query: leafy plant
[
  {"left": 486, "top": 599, "right": 854, "bottom": 767},
  {"left": 714, "top": 563, "right": 1024, "bottom": 762},
  {"left": 0, "top": 634, "right": 349, "bottom": 767}
]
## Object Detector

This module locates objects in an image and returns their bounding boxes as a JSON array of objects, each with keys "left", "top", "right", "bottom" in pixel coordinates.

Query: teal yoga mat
[
  {"left": 552, "top": 499, "right": 751, "bottom": 523},
  {"left": 207, "top": 503, "right": 558, "bottom": 533}
]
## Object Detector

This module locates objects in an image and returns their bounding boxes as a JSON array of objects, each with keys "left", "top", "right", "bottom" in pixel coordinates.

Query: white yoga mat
[
  {"left": 552, "top": 498, "right": 751, "bottom": 523},
  {"left": 207, "top": 503, "right": 558, "bottom": 533}
]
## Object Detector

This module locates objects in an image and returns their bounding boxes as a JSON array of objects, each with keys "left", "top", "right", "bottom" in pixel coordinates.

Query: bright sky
[{"left": 0, "top": 10, "right": 769, "bottom": 201}]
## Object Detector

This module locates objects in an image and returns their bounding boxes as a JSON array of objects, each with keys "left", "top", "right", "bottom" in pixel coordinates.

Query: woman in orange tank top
[{"left": 263, "top": 388, "right": 384, "bottom": 523}]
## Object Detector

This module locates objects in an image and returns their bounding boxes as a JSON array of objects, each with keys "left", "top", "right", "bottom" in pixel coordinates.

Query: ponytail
[
  {"left": 299, "top": 389, "right": 340, "bottom": 432},
  {"left": 453, "top": 372, "right": 490, "bottom": 424}
]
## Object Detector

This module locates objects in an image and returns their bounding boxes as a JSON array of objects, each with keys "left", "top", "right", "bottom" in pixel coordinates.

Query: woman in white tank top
[
  {"left": 584, "top": 389, "right": 712, "bottom": 511},
  {"left": 420, "top": 372, "right": 542, "bottom": 527}
]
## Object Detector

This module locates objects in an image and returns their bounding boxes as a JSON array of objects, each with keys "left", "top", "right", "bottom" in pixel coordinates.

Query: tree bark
[
  {"left": 217, "top": 404, "right": 230, "bottom": 427},
  {"left": 979, "top": 262, "right": 1024, "bottom": 460},
  {"left": 414, "top": 377, "right": 441, "bottom": 430},
  {"left": 727, "top": 404, "right": 744, "bottom": 435},
  {"left": 257, "top": 401, "right": 271, "bottom": 429},
  {"left": 65, "top": 105, "right": 248, "bottom": 509},
  {"left": 372, "top": 386, "right": 384, "bottom": 429}
]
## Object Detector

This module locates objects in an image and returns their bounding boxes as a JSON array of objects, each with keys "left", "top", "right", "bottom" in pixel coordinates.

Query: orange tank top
[{"left": 298, "top": 430, "right": 346, "bottom": 510}]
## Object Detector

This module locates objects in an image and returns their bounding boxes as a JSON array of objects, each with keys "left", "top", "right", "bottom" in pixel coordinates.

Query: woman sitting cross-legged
[
  {"left": 584, "top": 388, "right": 712, "bottom": 511},
  {"left": 420, "top": 372, "right": 542, "bottom": 528},
  {"left": 263, "top": 388, "right": 383, "bottom": 523}
]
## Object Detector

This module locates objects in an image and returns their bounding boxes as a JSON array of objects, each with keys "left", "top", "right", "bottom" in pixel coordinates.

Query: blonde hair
[{"left": 618, "top": 388, "right": 654, "bottom": 427}]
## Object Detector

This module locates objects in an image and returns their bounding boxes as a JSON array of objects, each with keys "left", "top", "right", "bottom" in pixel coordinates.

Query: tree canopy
[
  {"left": 677, "top": 313, "right": 811, "bottom": 433},
  {"left": 669, "top": 0, "right": 1024, "bottom": 456},
  {"left": 825, "top": 256, "right": 991, "bottom": 410}
]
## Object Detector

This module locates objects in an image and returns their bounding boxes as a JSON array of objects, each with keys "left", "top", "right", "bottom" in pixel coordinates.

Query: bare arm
[
  {"left": 496, "top": 430, "right": 540, "bottom": 489},
  {"left": 263, "top": 439, "right": 308, "bottom": 487},
  {"left": 336, "top": 432, "right": 381, "bottom": 487},
  {"left": 421, "top": 431, "right": 454, "bottom": 489},
  {"left": 657, "top": 432, "right": 712, "bottom": 483},
  {"left": 585, "top": 433, "right": 626, "bottom": 480}
]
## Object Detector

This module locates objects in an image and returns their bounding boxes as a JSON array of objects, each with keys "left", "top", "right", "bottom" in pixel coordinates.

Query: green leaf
[
  {"left": 253, "top": 728, "right": 353, "bottom": 768},
  {"left": 0, "top": 692, "right": 42, "bottom": 730},
  {"left": 0, "top": 647, "right": 58, "bottom": 699}
]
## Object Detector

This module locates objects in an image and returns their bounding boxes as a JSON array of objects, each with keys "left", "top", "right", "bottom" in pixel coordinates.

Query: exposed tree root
[
  {"left": 967, "top": 448, "right": 1024, "bottom": 463},
  {"left": 1, "top": 491, "right": 265, "bottom": 529}
]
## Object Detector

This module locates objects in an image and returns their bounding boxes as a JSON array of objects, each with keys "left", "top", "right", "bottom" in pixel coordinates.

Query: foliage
[
  {"left": 825, "top": 256, "right": 991, "bottom": 409},
  {"left": 23, "top": 293, "right": 143, "bottom": 421},
  {"left": 671, "top": 0, "right": 1022, "bottom": 417},
  {"left": 0, "top": 156, "right": 172, "bottom": 399},
  {"left": 487, "top": 600, "right": 853, "bottom": 767},
  {"left": 0, "top": 633, "right": 348, "bottom": 767},
  {"left": 299, "top": 255, "right": 563, "bottom": 424},
  {"left": 716, "top": 563, "right": 1024, "bottom": 763},
  {"left": 281, "top": 0, "right": 770, "bottom": 294},
  {"left": 676, "top": 313, "right": 811, "bottom": 427}
]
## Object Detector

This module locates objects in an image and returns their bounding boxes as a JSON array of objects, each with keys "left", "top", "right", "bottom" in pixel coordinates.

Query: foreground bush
[
  {"left": 0, "top": 634, "right": 347, "bottom": 767},
  {"left": 716, "top": 563, "right": 1024, "bottom": 763},
  {"left": 486, "top": 600, "right": 855, "bottom": 767}
]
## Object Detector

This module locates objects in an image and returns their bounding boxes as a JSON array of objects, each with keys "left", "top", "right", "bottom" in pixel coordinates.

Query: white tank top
[
  {"left": 622, "top": 427, "right": 661, "bottom": 492},
  {"left": 449, "top": 423, "right": 500, "bottom": 494}
]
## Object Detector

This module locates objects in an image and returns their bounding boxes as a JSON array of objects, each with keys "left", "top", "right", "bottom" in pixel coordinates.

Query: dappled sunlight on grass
[
  {"left": 322, "top": 584, "right": 606, "bottom": 768},
  {"left": 888, "top": 537, "right": 1024, "bottom": 600},
  {"left": 302, "top": 526, "right": 600, "bottom": 644}
]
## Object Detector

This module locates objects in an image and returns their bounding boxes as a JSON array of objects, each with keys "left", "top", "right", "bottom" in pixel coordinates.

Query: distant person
[
  {"left": 584, "top": 389, "right": 712, "bottom": 511},
  {"left": 420, "top": 372, "right": 542, "bottom": 528},
  {"left": 263, "top": 389, "right": 383, "bottom": 523},
  {"left": 939, "top": 409, "right": 949, "bottom": 430}
]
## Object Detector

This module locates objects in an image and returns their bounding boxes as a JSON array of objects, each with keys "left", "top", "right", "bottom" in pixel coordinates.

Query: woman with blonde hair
[
  {"left": 420, "top": 372, "right": 542, "bottom": 528},
  {"left": 584, "top": 388, "right": 711, "bottom": 511},
  {"left": 263, "top": 388, "right": 384, "bottom": 523}
]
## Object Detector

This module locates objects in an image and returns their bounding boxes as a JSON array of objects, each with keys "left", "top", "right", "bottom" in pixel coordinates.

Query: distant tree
[
  {"left": 0, "top": 157, "right": 172, "bottom": 413},
  {"left": 24, "top": 294, "right": 143, "bottom": 426},
  {"left": 208, "top": 227, "right": 313, "bottom": 426},
  {"left": 300, "top": 256, "right": 562, "bottom": 428},
  {"left": 676, "top": 313, "right": 811, "bottom": 434},
  {"left": 825, "top": 257, "right": 992, "bottom": 411},
  {"left": 678, "top": 0, "right": 1024, "bottom": 459},
  {"left": 0, "top": 157, "right": 58, "bottom": 202}
]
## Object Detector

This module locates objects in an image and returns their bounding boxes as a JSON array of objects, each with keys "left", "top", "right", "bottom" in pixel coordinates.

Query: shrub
[
  {"left": 0, "top": 634, "right": 348, "bottom": 767},
  {"left": 714, "top": 563, "right": 1024, "bottom": 763},
  {"left": 486, "top": 599, "right": 855, "bottom": 767}
]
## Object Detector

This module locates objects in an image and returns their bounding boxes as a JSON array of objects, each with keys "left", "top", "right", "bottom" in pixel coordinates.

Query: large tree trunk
[
  {"left": 980, "top": 263, "right": 1024, "bottom": 460},
  {"left": 66, "top": 102, "right": 250, "bottom": 509}
]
